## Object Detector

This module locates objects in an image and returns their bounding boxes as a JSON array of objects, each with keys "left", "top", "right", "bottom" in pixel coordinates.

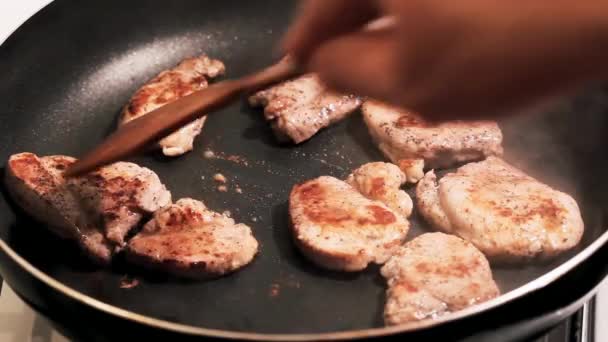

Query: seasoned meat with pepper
[
  {"left": 5, "top": 153, "right": 171, "bottom": 264},
  {"left": 127, "top": 198, "right": 258, "bottom": 278},
  {"left": 120, "top": 55, "right": 225, "bottom": 156},
  {"left": 416, "top": 157, "right": 584, "bottom": 261},
  {"left": 249, "top": 74, "right": 361, "bottom": 143},
  {"left": 363, "top": 100, "right": 503, "bottom": 170},
  {"left": 289, "top": 176, "right": 409, "bottom": 271},
  {"left": 382, "top": 233, "right": 499, "bottom": 325},
  {"left": 67, "top": 161, "right": 172, "bottom": 248}
]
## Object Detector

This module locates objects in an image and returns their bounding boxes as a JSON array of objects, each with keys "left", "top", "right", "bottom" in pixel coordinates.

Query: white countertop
[{"left": 0, "top": 1, "right": 607, "bottom": 341}]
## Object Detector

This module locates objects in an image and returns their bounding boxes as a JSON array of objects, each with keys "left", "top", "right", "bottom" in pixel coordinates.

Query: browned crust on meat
[
  {"left": 294, "top": 181, "right": 397, "bottom": 227},
  {"left": 362, "top": 100, "right": 504, "bottom": 169},
  {"left": 5, "top": 154, "right": 115, "bottom": 265},
  {"left": 121, "top": 55, "right": 225, "bottom": 121},
  {"left": 249, "top": 74, "right": 362, "bottom": 144},
  {"left": 125, "top": 199, "right": 258, "bottom": 278},
  {"left": 125, "top": 251, "right": 257, "bottom": 279},
  {"left": 289, "top": 177, "right": 409, "bottom": 271},
  {"left": 288, "top": 209, "right": 372, "bottom": 271}
]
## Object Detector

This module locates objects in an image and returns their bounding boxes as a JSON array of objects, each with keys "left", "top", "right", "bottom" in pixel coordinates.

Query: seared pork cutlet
[
  {"left": 120, "top": 55, "right": 225, "bottom": 156},
  {"left": 67, "top": 162, "right": 172, "bottom": 247},
  {"left": 127, "top": 198, "right": 258, "bottom": 278},
  {"left": 5, "top": 153, "right": 171, "bottom": 264},
  {"left": 381, "top": 233, "right": 499, "bottom": 325},
  {"left": 362, "top": 100, "right": 503, "bottom": 172},
  {"left": 347, "top": 162, "right": 413, "bottom": 218},
  {"left": 249, "top": 74, "right": 361, "bottom": 144},
  {"left": 416, "top": 157, "right": 584, "bottom": 262},
  {"left": 289, "top": 176, "right": 409, "bottom": 271}
]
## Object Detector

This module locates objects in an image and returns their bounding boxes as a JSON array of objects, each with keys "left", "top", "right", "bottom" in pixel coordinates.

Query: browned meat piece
[
  {"left": 346, "top": 162, "right": 413, "bottom": 218},
  {"left": 416, "top": 157, "right": 584, "bottom": 262},
  {"left": 67, "top": 162, "right": 172, "bottom": 247},
  {"left": 6, "top": 153, "right": 93, "bottom": 241},
  {"left": 127, "top": 198, "right": 258, "bottom": 278},
  {"left": 289, "top": 176, "right": 410, "bottom": 271},
  {"left": 120, "top": 55, "right": 225, "bottom": 156},
  {"left": 5, "top": 153, "right": 171, "bottom": 264},
  {"left": 249, "top": 74, "right": 361, "bottom": 143},
  {"left": 381, "top": 233, "right": 500, "bottom": 325},
  {"left": 363, "top": 100, "right": 503, "bottom": 169}
]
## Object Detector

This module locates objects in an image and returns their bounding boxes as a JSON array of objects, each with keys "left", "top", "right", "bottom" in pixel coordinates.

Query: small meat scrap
[
  {"left": 397, "top": 159, "right": 425, "bottom": 184},
  {"left": 120, "top": 276, "right": 140, "bottom": 289},
  {"left": 213, "top": 173, "right": 227, "bottom": 183},
  {"left": 270, "top": 283, "right": 281, "bottom": 297},
  {"left": 203, "top": 150, "right": 216, "bottom": 159},
  {"left": 217, "top": 185, "right": 228, "bottom": 192},
  {"left": 347, "top": 162, "right": 413, "bottom": 218}
]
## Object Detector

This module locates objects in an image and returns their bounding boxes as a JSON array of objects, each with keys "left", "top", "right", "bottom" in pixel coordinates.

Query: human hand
[{"left": 282, "top": 0, "right": 608, "bottom": 120}]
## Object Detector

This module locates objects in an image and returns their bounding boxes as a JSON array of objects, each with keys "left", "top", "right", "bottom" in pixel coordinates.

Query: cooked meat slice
[
  {"left": 67, "top": 162, "right": 172, "bottom": 247},
  {"left": 362, "top": 100, "right": 503, "bottom": 169},
  {"left": 6, "top": 153, "right": 79, "bottom": 237},
  {"left": 416, "top": 157, "right": 584, "bottom": 261},
  {"left": 120, "top": 55, "right": 225, "bottom": 156},
  {"left": 6, "top": 153, "right": 113, "bottom": 263},
  {"left": 126, "top": 198, "right": 258, "bottom": 278},
  {"left": 381, "top": 233, "right": 500, "bottom": 325},
  {"left": 5, "top": 153, "right": 171, "bottom": 264},
  {"left": 347, "top": 162, "right": 413, "bottom": 218},
  {"left": 289, "top": 176, "right": 410, "bottom": 271},
  {"left": 249, "top": 74, "right": 361, "bottom": 143}
]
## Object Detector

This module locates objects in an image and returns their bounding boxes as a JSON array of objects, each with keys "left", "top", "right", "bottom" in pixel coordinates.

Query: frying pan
[{"left": 0, "top": 1, "right": 607, "bottom": 341}]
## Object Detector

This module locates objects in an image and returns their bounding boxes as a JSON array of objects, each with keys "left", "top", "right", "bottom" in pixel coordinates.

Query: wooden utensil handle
[{"left": 64, "top": 58, "right": 301, "bottom": 177}]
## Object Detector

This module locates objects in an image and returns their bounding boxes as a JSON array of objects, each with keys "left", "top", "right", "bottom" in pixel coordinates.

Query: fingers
[
  {"left": 306, "top": 29, "right": 401, "bottom": 102},
  {"left": 281, "top": 0, "right": 380, "bottom": 62}
]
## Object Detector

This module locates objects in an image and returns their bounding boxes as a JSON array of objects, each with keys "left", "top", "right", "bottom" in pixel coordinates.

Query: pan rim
[
  {"left": 1, "top": 0, "right": 607, "bottom": 339},
  {"left": 1, "top": 231, "right": 607, "bottom": 340}
]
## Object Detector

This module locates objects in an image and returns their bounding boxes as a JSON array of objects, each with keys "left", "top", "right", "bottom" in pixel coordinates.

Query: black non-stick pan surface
[{"left": 1, "top": 0, "right": 608, "bottom": 340}]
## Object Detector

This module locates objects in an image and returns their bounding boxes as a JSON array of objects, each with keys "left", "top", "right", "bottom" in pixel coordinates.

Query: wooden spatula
[{"left": 64, "top": 58, "right": 300, "bottom": 177}]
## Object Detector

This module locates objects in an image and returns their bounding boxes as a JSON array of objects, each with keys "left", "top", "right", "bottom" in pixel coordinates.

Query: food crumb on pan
[
  {"left": 222, "top": 210, "right": 232, "bottom": 217},
  {"left": 251, "top": 217, "right": 258, "bottom": 222},
  {"left": 236, "top": 186, "right": 243, "bottom": 194},
  {"left": 200, "top": 175, "right": 205, "bottom": 180},
  {"left": 203, "top": 150, "right": 215, "bottom": 159},
  {"left": 225, "top": 154, "right": 249, "bottom": 166},
  {"left": 217, "top": 185, "right": 228, "bottom": 192},
  {"left": 120, "top": 276, "right": 139, "bottom": 289},
  {"left": 202, "top": 150, "right": 250, "bottom": 166},
  {"left": 213, "top": 173, "right": 227, "bottom": 183},
  {"left": 270, "top": 283, "right": 280, "bottom": 297}
]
